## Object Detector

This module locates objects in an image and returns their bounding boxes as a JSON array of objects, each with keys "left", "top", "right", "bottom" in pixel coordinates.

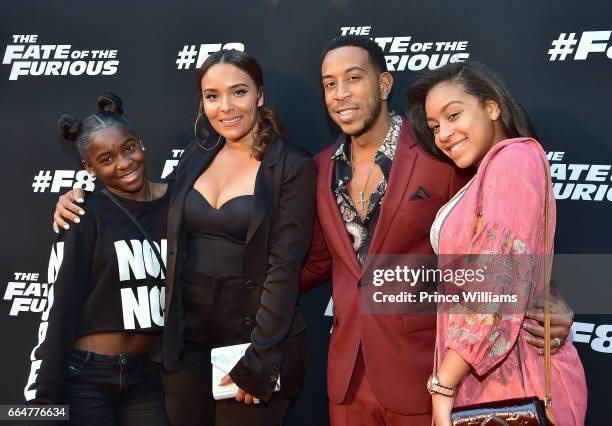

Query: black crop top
[{"left": 24, "top": 186, "right": 170, "bottom": 404}]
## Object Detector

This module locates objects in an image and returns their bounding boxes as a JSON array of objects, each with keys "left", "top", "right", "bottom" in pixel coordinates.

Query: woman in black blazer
[
  {"left": 160, "top": 50, "right": 316, "bottom": 426},
  {"left": 52, "top": 50, "right": 315, "bottom": 426}
]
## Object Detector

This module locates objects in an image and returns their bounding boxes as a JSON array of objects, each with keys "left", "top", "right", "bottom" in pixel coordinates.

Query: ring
[{"left": 553, "top": 337, "right": 562, "bottom": 348}]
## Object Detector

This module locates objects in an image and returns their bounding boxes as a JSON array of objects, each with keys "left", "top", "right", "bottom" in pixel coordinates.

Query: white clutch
[{"left": 211, "top": 343, "right": 281, "bottom": 400}]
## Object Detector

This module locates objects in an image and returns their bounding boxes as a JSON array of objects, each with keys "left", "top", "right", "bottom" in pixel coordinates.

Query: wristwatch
[{"left": 427, "top": 373, "right": 457, "bottom": 397}]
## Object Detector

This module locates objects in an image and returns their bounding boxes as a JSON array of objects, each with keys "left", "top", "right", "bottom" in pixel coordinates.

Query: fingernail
[
  {"left": 522, "top": 323, "right": 528, "bottom": 329},
  {"left": 79, "top": 210, "right": 85, "bottom": 215},
  {"left": 63, "top": 224, "right": 69, "bottom": 230},
  {"left": 77, "top": 198, "right": 84, "bottom": 203},
  {"left": 537, "top": 349, "right": 544, "bottom": 355},
  {"left": 54, "top": 228, "right": 59, "bottom": 234},
  {"left": 74, "top": 217, "right": 80, "bottom": 223}
]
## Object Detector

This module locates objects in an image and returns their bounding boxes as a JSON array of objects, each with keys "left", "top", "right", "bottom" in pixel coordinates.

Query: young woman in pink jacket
[{"left": 406, "top": 61, "right": 587, "bottom": 426}]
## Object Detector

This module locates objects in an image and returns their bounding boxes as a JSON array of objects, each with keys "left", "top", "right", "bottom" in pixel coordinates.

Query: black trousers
[
  {"left": 163, "top": 349, "right": 290, "bottom": 426},
  {"left": 62, "top": 348, "right": 168, "bottom": 426}
]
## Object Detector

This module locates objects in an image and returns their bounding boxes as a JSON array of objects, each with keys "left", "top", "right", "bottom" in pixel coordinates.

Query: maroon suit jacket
[{"left": 301, "top": 121, "right": 471, "bottom": 416}]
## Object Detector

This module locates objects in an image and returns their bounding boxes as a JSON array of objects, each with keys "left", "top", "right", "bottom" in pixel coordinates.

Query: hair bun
[
  {"left": 58, "top": 115, "right": 81, "bottom": 141},
  {"left": 97, "top": 92, "right": 124, "bottom": 115}
]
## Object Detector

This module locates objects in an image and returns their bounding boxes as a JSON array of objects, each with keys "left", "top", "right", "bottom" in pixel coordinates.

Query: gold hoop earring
[
  {"left": 199, "top": 134, "right": 222, "bottom": 151},
  {"left": 194, "top": 112, "right": 222, "bottom": 151}
]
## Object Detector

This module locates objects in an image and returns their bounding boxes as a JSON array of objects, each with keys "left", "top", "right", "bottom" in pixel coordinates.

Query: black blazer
[{"left": 162, "top": 134, "right": 316, "bottom": 401}]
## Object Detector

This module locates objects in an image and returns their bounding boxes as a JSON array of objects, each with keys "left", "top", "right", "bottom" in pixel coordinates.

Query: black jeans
[{"left": 62, "top": 348, "right": 168, "bottom": 426}]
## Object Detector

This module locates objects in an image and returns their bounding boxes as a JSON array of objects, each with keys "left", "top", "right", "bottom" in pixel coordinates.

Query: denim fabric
[{"left": 62, "top": 348, "right": 168, "bottom": 426}]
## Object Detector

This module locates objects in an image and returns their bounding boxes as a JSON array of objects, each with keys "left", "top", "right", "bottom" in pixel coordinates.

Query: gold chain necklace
[{"left": 350, "top": 145, "right": 376, "bottom": 212}]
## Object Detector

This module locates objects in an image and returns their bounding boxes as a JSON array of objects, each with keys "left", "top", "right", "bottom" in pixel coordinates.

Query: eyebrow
[
  {"left": 427, "top": 100, "right": 465, "bottom": 121},
  {"left": 203, "top": 83, "right": 249, "bottom": 92},
  {"left": 441, "top": 100, "right": 464, "bottom": 111},
  {"left": 322, "top": 66, "right": 367, "bottom": 80},
  {"left": 95, "top": 137, "right": 135, "bottom": 161}
]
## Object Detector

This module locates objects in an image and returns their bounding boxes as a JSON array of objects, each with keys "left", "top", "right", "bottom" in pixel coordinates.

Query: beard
[{"left": 346, "top": 94, "right": 383, "bottom": 138}]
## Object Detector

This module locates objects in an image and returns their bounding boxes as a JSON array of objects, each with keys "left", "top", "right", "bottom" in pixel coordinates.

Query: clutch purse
[
  {"left": 451, "top": 397, "right": 548, "bottom": 425},
  {"left": 211, "top": 343, "right": 281, "bottom": 400},
  {"left": 451, "top": 151, "right": 555, "bottom": 425}
]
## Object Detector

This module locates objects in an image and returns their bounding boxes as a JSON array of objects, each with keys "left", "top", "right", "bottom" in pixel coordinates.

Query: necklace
[{"left": 350, "top": 145, "right": 377, "bottom": 211}]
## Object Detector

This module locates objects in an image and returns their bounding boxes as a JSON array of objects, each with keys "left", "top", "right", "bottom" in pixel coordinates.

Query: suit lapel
[
  {"left": 244, "top": 136, "right": 283, "bottom": 251},
  {"left": 320, "top": 156, "right": 362, "bottom": 280},
  {"left": 368, "top": 123, "right": 417, "bottom": 255},
  {"left": 245, "top": 164, "right": 271, "bottom": 247}
]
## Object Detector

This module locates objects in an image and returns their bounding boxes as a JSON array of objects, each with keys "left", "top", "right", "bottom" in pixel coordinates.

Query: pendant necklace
[{"left": 350, "top": 145, "right": 376, "bottom": 212}]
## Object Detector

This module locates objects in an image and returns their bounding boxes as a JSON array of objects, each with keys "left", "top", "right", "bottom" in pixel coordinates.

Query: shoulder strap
[
  {"left": 101, "top": 188, "right": 166, "bottom": 275},
  {"left": 541, "top": 155, "right": 555, "bottom": 424}
]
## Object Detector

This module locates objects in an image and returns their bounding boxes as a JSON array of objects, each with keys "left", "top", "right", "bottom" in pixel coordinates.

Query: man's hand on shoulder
[{"left": 523, "top": 296, "right": 573, "bottom": 354}]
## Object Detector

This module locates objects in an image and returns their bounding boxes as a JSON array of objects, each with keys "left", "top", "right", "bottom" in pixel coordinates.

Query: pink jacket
[{"left": 436, "top": 138, "right": 587, "bottom": 425}]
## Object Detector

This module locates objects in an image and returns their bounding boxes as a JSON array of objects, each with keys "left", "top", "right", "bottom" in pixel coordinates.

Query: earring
[
  {"left": 199, "top": 134, "right": 222, "bottom": 151},
  {"left": 194, "top": 112, "right": 222, "bottom": 151},
  {"left": 251, "top": 105, "right": 261, "bottom": 138}
]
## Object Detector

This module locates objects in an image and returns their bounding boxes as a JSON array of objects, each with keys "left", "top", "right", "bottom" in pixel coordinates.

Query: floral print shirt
[{"left": 331, "top": 113, "right": 402, "bottom": 264}]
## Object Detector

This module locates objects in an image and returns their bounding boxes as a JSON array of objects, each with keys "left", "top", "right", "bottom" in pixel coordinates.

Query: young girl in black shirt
[{"left": 24, "top": 93, "right": 169, "bottom": 425}]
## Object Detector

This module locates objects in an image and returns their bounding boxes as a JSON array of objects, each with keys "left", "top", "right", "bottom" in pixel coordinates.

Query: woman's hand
[
  {"left": 432, "top": 394, "right": 454, "bottom": 426},
  {"left": 432, "top": 349, "right": 469, "bottom": 425},
  {"left": 52, "top": 188, "right": 87, "bottom": 233},
  {"left": 219, "top": 375, "right": 260, "bottom": 405}
]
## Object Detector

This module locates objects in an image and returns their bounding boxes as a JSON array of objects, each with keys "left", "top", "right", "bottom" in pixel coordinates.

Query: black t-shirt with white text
[{"left": 24, "top": 186, "right": 170, "bottom": 404}]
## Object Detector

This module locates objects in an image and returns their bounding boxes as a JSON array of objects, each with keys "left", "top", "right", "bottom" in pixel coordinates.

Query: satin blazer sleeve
[
  {"left": 229, "top": 148, "right": 316, "bottom": 400},
  {"left": 444, "top": 142, "right": 551, "bottom": 376}
]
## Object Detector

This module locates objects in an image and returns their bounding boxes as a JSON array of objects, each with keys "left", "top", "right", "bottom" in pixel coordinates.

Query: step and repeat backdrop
[{"left": 1, "top": 0, "right": 610, "bottom": 424}]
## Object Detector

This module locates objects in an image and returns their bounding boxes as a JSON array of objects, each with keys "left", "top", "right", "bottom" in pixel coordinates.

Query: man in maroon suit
[{"left": 300, "top": 36, "right": 572, "bottom": 426}]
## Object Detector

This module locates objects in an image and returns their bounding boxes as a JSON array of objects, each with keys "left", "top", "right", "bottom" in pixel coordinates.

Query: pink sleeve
[{"left": 445, "top": 143, "right": 549, "bottom": 376}]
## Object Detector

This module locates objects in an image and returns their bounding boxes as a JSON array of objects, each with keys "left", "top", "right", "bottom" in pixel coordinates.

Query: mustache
[{"left": 332, "top": 103, "right": 359, "bottom": 113}]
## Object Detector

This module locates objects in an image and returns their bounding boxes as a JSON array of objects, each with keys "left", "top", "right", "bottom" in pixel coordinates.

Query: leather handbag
[
  {"left": 451, "top": 397, "right": 548, "bottom": 425},
  {"left": 450, "top": 150, "right": 555, "bottom": 425}
]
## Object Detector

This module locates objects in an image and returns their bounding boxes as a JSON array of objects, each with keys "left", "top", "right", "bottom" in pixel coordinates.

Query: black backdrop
[{"left": 1, "top": 1, "right": 610, "bottom": 424}]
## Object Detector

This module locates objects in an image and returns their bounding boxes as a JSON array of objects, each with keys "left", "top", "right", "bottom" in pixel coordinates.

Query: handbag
[
  {"left": 211, "top": 343, "right": 280, "bottom": 400},
  {"left": 450, "top": 149, "right": 555, "bottom": 425}
]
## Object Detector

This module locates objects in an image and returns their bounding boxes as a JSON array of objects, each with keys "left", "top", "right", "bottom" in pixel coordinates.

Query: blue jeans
[{"left": 62, "top": 348, "right": 168, "bottom": 426}]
